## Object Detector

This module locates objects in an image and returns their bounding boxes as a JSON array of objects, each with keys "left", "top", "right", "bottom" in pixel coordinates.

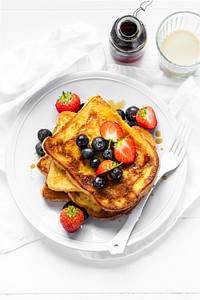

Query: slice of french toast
[
  {"left": 68, "top": 191, "right": 131, "bottom": 220},
  {"left": 37, "top": 111, "right": 79, "bottom": 200},
  {"left": 46, "top": 161, "right": 78, "bottom": 192},
  {"left": 37, "top": 111, "right": 76, "bottom": 178},
  {"left": 37, "top": 109, "right": 129, "bottom": 219},
  {"left": 41, "top": 183, "right": 70, "bottom": 202},
  {"left": 44, "top": 95, "right": 159, "bottom": 212}
]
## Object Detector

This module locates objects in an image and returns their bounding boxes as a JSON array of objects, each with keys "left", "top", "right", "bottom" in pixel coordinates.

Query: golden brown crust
[
  {"left": 44, "top": 95, "right": 159, "bottom": 212},
  {"left": 37, "top": 155, "right": 52, "bottom": 176},
  {"left": 41, "top": 183, "right": 70, "bottom": 202},
  {"left": 46, "top": 161, "right": 79, "bottom": 192},
  {"left": 68, "top": 192, "right": 130, "bottom": 220}
]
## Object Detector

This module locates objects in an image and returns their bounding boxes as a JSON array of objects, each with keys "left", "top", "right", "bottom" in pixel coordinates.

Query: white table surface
[{"left": 1, "top": 0, "right": 200, "bottom": 299}]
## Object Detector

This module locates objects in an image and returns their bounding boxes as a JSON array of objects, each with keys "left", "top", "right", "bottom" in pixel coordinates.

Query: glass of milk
[{"left": 156, "top": 11, "right": 200, "bottom": 78}]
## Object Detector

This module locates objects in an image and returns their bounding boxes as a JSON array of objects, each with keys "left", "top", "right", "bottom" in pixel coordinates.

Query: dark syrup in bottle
[{"left": 109, "top": 15, "right": 147, "bottom": 63}]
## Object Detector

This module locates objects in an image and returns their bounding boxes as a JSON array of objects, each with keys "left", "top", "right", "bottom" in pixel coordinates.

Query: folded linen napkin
[
  {"left": 80, "top": 69, "right": 200, "bottom": 260},
  {"left": 0, "top": 23, "right": 106, "bottom": 254},
  {"left": 107, "top": 64, "right": 200, "bottom": 215}
]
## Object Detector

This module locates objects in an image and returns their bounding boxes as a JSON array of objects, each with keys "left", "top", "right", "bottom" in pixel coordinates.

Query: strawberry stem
[
  {"left": 58, "top": 91, "right": 72, "bottom": 103},
  {"left": 66, "top": 205, "right": 79, "bottom": 217},
  {"left": 108, "top": 139, "right": 112, "bottom": 149},
  {"left": 139, "top": 107, "right": 147, "bottom": 117}
]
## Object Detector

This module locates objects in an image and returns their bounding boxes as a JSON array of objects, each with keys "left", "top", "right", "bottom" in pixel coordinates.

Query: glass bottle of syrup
[{"left": 109, "top": 1, "right": 152, "bottom": 63}]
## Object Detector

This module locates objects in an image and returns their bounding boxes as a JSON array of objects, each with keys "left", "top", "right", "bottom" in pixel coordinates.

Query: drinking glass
[{"left": 156, "top": 11, "right": 200, "bottom": 78}]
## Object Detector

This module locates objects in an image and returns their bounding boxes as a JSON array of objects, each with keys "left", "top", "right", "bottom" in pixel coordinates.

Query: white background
[{"left": 1, "top": 0, "right": 200, "bottom": 299}]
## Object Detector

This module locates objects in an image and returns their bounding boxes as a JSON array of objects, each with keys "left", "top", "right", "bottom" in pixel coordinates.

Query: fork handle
[
  {"left": 107, "top": 193, "right": 150, "bottom": 255},
  {"left": 107, "top": 174, "right": 162, "bottom": 255}
]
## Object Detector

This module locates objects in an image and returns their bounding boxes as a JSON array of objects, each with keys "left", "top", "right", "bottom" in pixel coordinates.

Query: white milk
[{"left": 161, "top": 30, "right": 200, "bottom": 66}]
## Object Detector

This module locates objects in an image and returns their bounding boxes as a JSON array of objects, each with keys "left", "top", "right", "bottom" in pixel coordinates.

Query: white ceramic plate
[{"left": 6, "top": 71, "right": 187, "bottom": 257}]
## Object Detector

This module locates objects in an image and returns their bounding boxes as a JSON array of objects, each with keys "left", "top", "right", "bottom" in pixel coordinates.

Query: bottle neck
[{"left": 116, "top": 16, "right": 142, "bottom": 41}]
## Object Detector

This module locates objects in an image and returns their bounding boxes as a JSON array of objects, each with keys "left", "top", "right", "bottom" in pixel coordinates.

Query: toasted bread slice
[
  {"left": 37, "top": 111, "right": 78, "bottom": 200},
  {"left": 44, "top": 95, "right": 159, "bottom": 212},
  {"left": 68, "top": 191, "right": 131, "bottom": 220},
  {"left": 46, "top": 161, "right": 78, "bottom": 192},
  {"left": 37, "top": 155, "right": 52, "bottom": 176},
  {"left": 52, "top": 111, "right": 76, "bottom": 135},
  {"left": 37, "top": 109, "right": 123, "bottom": 219},
  {"left": 41, "top": 183, "right": 70, "bottom": 202},
  {"left": 37, "top": 111, "right": 76, "bottom": 177}
]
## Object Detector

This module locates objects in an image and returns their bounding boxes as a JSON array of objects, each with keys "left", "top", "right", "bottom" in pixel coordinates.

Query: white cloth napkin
[
  {"left": 1, "top": 23, "right": 200, "bottom": 254},
  {"left": 107, "top": 64, "right": 200, "bottom": 215},
  {"left": 0, "top": 23, "right": 105, "bottom": 254},
  {"left": 80, "top": 68, "right": 200, "bottom": 260}
]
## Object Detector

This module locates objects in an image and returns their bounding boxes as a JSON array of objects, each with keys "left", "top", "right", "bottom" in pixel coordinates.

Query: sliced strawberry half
[
  {"left": 136, "top": 106, "right": 157, "bottom": 130},
  {"left": 96, "top": 160, "right": 119, "bottom": 175},
  {"left": 100, "top": 120, "right": 124, "bottom": 142},
  {"left": 114, "top": 137, "right": 136, "bottom": 164}
]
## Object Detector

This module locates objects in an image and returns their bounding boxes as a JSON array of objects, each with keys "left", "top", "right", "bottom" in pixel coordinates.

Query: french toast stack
[{"left": 37, "top": 95, "right": 159, "bottom": 220}]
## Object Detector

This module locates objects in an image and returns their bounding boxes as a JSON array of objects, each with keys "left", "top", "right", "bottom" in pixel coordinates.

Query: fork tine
[
  {"left": 169, "top": 123, "right": 184, "bottom": 153},
  {"left": 175, "top": 123, "right": 188, "bottom": 155}
]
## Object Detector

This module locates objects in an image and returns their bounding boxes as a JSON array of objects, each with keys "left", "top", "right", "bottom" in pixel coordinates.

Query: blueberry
[
  {"left": 62, "top": 201, "right": 75, "bottom": 209},
  {"left": 81, "top": 147, "right": 94, "bottom": 159},
  {"left": 83, "top": 210, "right": 89, "bottom": 220},
  {"left": 93, "top": 176, "right": 106, "bottom": 188},
  {"left": 63, "top": 201, "right": 89, "bottom": 220},
  {"left": 116, "top": 109, "right": 125, "bottom": 120},
  {"left": 102, "top": 149, "right": 114, "bottom": 160},
  {"left": 35, "top": 141, "right": 45, "bottom": 157},
  {"left": 37, "top": 129, "right": 52, "bottom": 142},
  {"left": 92, "top": 137, "right": 106, "bottom": 152},
  {"left": 76, "top": 134, "right": 89, "bottom": 148},
  {"left": 79, "top": 103, "right": 85, "bottom": 110},
  {"left": 124, "top": 119, "right": 137, "bottom": 127},
  {"left": 90, "top": 157, "right": 101, "bottom": 168},
  {"left": 125, "top": 106, "right": 139, "bottom": 122},
  {"left": 110, "top": 167, "right": 123, "bottom": 181}
]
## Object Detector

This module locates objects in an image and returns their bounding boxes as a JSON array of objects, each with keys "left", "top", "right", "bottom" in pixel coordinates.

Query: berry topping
[
  {"left": 110, "top": 167, "right": 123, "bottom": 181},
  {"left": 124, "top": 119, "right": 138, "bottom": 127},
  {"left": 63, "top": 201, "right": 89, "bottom": 220},
  {"left": 136, "top": 106, "right": 157, "bottom": 130},
  {"left": 114, "top": 137, "right": 136, "bottom": 164},
  {"left": 125, "top": 106, "right": 139, "bottom": 122},
  {"left": 96, "top": 160, "right": 119, "bottom": 175},
  {"left": 37, "top": 129, "right": 52, "bottom": 142},
  {"left": 102, "top": 149, "right": 114, "bottom": 160},
  {"left": 100, "top": 120, "right": 124, "bottom": 142},
  {"left": 35, "top": 142, "right": 45, "bottom": 157},
  {"left": 59, "top": 205, "right": 84, "bottom": 233},
  {"left": 55, "top": 91, "right": 81, "bottom": 113},
  {"left": 92, "top": 137, "right": 106, "bottom": 152},
  {"left": 116, "top": 109, "right": 125, "bottom": 120},
  {"left": 93, "top": 176, "right": 106, "bottom": 189},
  {"left": 81, "top": 147, "right": 95, "bottom": 159},
  {"left": 90, "top": 157, "right": 101, "bottom": 168},
  {"left": 79, "top": 103, "right": 85, "bottom": 110},
  {"left": 76, "top": 134, "right": 89, "bottom": 148}
]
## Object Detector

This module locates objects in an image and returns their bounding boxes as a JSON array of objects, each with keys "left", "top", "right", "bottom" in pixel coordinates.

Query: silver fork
[{"left": 108, "top": 122, "right": 192, "bottom": 255}]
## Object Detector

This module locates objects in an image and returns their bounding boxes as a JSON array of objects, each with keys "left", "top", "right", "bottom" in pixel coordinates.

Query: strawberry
[
  {"left": 59, "top": 205, "right": 84, "bottom": 233},
  {"left": 136, "top": 106, "right": 157, "bottom": 130},
  {"left": 55, "top": 91, "right": 81, "bottom": 113},
  {"left": 96, "top": 160, "right": 119, "bottom": 175},
  {"left": 100, "top": 120, "right": 124, "bottom": 142},
  {"left": 114, "top": 137, "right": 136, "bottom": 164}
]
